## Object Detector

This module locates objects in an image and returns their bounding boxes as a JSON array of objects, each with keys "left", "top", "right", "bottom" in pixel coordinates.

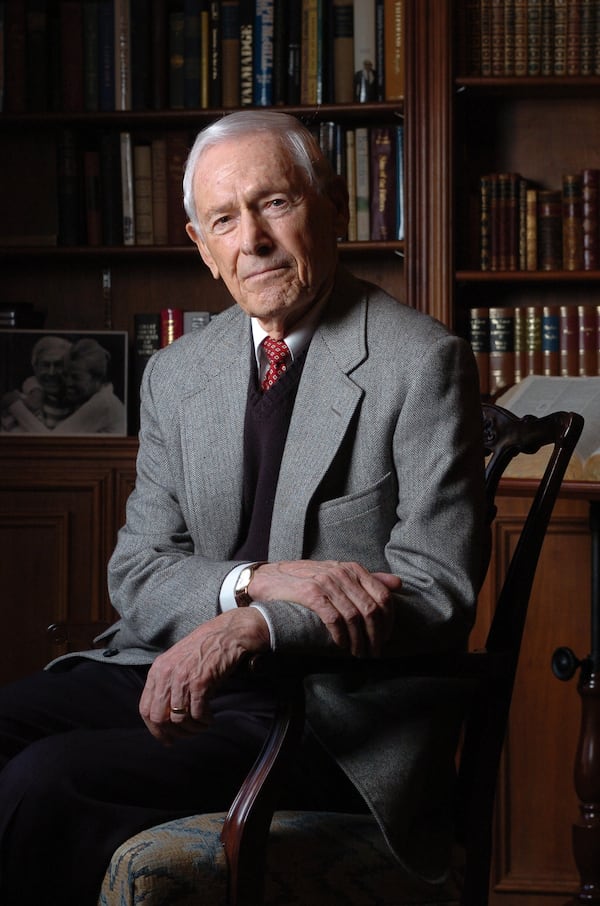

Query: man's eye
[{"left": 267, "top": 198, "right": 287, "bottom": 209}]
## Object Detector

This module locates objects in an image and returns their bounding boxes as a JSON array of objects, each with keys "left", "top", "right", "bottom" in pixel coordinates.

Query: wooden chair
[{"left": 99, "top": 403, "right": 583, "bottom": 906}]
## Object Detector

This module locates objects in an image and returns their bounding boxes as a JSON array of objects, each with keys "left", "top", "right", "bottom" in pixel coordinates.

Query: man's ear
[{"left": 186, "top": 222, "right": 220, "bottom": 280}]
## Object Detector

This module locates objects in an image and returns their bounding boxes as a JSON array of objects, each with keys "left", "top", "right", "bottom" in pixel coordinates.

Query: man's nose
[{"left": 239, "top": 211, "right": 272, "bottom": 256}]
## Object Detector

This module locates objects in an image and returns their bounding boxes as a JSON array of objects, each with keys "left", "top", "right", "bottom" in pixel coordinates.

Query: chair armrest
[{"left": 219, "top": 648, "right": 506, "bottom": 905}]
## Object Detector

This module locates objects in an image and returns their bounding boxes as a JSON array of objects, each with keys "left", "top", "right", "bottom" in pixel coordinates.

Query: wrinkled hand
[
  {"left": 139, "top": 607, "right": 270, "bottom": 744},
  {"left": 249, "top": 560, "right": 402, "bottom": 658}
]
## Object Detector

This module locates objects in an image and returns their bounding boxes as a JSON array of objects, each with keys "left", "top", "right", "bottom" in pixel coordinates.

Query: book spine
[
  {"left": 491, "top": 0, "right": 505, "bottom": 76},
  {"left": 272, "top": 0, "right": 287, "bottom": 104},
  {"left": 489, "top": 305, "right": 515, "bottom": 395},
  {"left": 375, "top": 0, "right": 385, "bottom": 102},
  {"left": 209, "top": 1, "right": 221, "bottom": 107},
  {"left": 480, "top": 0, "right": 492, "bottom": 75},
  {"left": 114, "top": 0, "right": 131, "bottom": 110},
  {"left": 120, "top": 131, "right": 135, "bottom": 246},
  {"left": 131, "top": 0, "right": 152, "bottom": 109},
  {"left": 578, "top": 303, "right": 597, "bottom": 375},
  {"left": 518, "top": 176, "right": 528, "bottom": 271},
  {"left": 526, "top": 0, "right": 542, "bottom": 74},
  {"left": 537, "top": 189, "right": 563, "bottom": 271},
  {"left": 396, "top": 123, "right": 405, "bottom": 241},
  {"left": 554, "top": 0, "right": 568, "bottom": 75},
  {"left": 541, "top": 0, "right": 555, "bottom": 74},
  {"left": 254, "top": 0, "right": 274, "bottom": 106},
  {"left": 333, "top": 0, "right": 354, "bottom": 103},
  {"left": 559, "top": 304, "right": 579, "bottom": 375},
  {"left": 384, "top": 0, "right": 404, "bottom": 100},
  {"left": 525, "top": 305, "right": 543, "bottom": 375},
  {"left": 514, "top": 305, "right": 527, "bottom": 383},
  {"left": 26, "top": 0, "right": 49, "bottom": 111},
  {"left": 562, "top": 172, "right": 584, "bottom": 271},
  {"left": 221, "top": 0, "right": 240, "bottom": 108},
  {"left": 60, "top": 0, "right": 84, "bottom": 112},
  {"left": 514, "top": 0, "right": 529, "bottom": 76},
  {"left": 168, "top": 8, "right": 185, "bottom": 108},
  {"left": 183, "top": 0, "right": 202, "bottom": 109},
  {"left": 480, "top": 174, "right": 492, "bottom": 271},
  {"left": 346, "top": 129, "right": 357, "bottom": 242},
  {"left": 542, "top": 305, "right": 560, "bottom": 375},
  {"left": 83, "top": 148, "right": 102, "bottom": 247},
  {"left": 166, "top": 130, "right": 190, "bottom": 246},
  {"left": 98, "top": 0, "right": 115, "bottom": 111},
  {"left": 469, "top": 307, "right": 490, "bottom": 397},
  {"left": 369, "top": 127, "right": 396, "bottom": 241},
  {"left": 160, "top": 307, "right": 184, "bottom": 345},
  {"left": 580, "top": 0, "right": 594, "bottom": 74},
  {"left": 582, "top": 167, "right": 599, "bottom": 271},
  {"left": 57, "top": 128, "right": 81, "bottom": 245},
  {"left": 301, "top": 0, "right": 319, "bottom": 105},
  {"left": 151, "top": 0, "right": 168, "bottom": 110},
  {"left": 239, "top": 0, "right": 254, "bottom": 106},
  {"left": 355, "top": 127, "right": 371, "bottom": 241},
  {"left": 133, "top": 143, "right": 153, "bottom": 245},
  {"left": 286, "top": 0, "right": 302, "bottom": 104},
  {"left": 353, "top": 0, "right": 377, "bottom": 102},
  {"left": 100, "top": 131, "right": 123, "bottom": 246},
  {"left": 566, "top": 0, "right": 581, "bottom": 75},
  {"left": 4, "top": 0, "right": 26, "bottom": 113},
  {"left": 183, "top": 310, "right": 212, "bottom": 332},
  {"left": 151, "top": 137, "right": 169, "bottom": 246},
  {"left": 526, "top": 188, "right": 538, "bottom": 271},
  {"left": 504, "top": 0, "right": 515, "bottom": 74},
  {"left": 463, "top": 0, "right": 482, "bottom": 76},
  {"left": 501, "top": 172, "right": 520, "bottom": 271},
  {"left": 199, "top": 0, "right": 210, "bottom": 107},
  {"left": 83, "top": 0, "right": 99, "bottom": 112}
]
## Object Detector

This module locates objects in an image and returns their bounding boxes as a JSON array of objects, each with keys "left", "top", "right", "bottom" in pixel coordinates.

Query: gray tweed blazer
[{"left": 51, "top": 267, "right": 486, "bottom": 883}]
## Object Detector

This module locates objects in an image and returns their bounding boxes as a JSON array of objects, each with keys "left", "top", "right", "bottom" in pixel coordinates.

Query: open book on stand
[{"left": 496, "top": 375, "right": 600, "bottom": 481}]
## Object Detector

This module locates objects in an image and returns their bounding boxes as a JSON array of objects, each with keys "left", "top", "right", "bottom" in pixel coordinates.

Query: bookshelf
[{"left": 445, "top": 2, "right": 600, "bottom": 904}]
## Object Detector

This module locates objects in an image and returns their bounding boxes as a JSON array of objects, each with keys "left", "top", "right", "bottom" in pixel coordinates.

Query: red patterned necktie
[{"left": 261, "top": 337, "right": 290, "bottom": 391}]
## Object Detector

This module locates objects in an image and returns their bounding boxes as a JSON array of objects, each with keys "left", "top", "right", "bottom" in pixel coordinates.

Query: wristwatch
[{"left": 234, "top": 562, "right": 266, "bottom": 607}]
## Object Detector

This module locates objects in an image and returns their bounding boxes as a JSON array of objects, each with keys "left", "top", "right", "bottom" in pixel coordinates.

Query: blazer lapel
[
  {"left": 180, "top": 311, "right": 252, "bottom": 556},
  {"left": 269, "top": 282, "right": 368, "bottom": 560}
]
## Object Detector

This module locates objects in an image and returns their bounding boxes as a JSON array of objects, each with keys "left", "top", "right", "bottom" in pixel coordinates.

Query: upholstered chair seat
[{"left": 99, "top": 810, "right": 462, "bottom": 906}]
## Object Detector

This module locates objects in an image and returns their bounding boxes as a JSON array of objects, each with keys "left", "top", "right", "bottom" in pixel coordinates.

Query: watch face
[{"left": 237, "top": 567, "right": 252, "bottom": 590}]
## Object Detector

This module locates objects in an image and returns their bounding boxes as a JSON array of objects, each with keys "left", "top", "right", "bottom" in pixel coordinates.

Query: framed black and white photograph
[{"left": 0, "top": 330, "right": 128, "bottom": 436}]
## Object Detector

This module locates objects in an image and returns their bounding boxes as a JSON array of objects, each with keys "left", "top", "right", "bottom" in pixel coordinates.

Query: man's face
[
  {"left": 33, "top": 351, "right": 67, "bottom": 398},
  {"left": 186, "top": 133, "right": 348, "bottom": 337}
]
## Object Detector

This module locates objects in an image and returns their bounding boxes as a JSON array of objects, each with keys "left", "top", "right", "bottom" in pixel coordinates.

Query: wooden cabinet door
[{"left": 0, "top": 439, "right": 136, "bottom": 684}]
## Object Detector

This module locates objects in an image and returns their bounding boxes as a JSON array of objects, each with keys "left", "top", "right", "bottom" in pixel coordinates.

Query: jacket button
[{"left": 102, "top": 648, "right": 119, "bottom": 657}]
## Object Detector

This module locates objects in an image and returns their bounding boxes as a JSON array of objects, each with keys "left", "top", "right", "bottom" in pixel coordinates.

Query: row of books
[
  {"left": 479, "top": 168, "right": 600, "bottom": 272},
  {"left": 468, "top": 303, "right": 600, "bottom": 397},
  {"left": 1, "top": 0, "right": 405, "bottom": 115},
  {"left": 130, "top": 307, "right": 211, "bottom": 430},
  {"left": 462, "top": 0, "right": 600, "bottom": 78},
  {"left": 13, "top": 121, "right": 403, "bottom": 249}
]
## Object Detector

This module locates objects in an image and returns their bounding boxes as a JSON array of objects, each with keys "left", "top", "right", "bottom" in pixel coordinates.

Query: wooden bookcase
[{"left": 1, "top": 3, "right": 596, "bottom": 902}]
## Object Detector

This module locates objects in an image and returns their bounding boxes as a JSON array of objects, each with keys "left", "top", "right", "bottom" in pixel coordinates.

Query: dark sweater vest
[{"left": 234, "top": 349, "right": 307, "bottom": 561}]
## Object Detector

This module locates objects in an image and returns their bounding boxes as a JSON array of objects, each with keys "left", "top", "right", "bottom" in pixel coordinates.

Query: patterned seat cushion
[{"left": 99, "top": 811, "right": 461, "bottom": 906}]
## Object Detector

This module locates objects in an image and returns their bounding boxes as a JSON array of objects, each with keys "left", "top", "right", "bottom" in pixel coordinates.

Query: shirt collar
[{"left": 251, "top": 293, "right": 330, "bottom": 370}]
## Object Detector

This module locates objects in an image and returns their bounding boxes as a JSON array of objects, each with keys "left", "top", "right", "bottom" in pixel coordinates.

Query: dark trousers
[{"left": 0, "top": 660, "right": 363, "bottom": 906}]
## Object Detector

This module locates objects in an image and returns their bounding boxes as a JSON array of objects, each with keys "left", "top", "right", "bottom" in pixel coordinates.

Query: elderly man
[{"left": 0, "top": 110, "right": 485, "bottom": 905}]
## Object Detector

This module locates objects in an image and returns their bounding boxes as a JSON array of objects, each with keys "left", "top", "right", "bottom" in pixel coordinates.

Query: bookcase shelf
[
  {"left": 456, "top": 75, "right": 600, "bottom": 97},
  {"left": 0, "top": 240, "right": 404, "bottom": 260},
  {"left": 0, "top": 101, "right": 404, "bottom": 130},
  {"left": 457, "top": 269, "right": 600, "bottom": 283}
]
